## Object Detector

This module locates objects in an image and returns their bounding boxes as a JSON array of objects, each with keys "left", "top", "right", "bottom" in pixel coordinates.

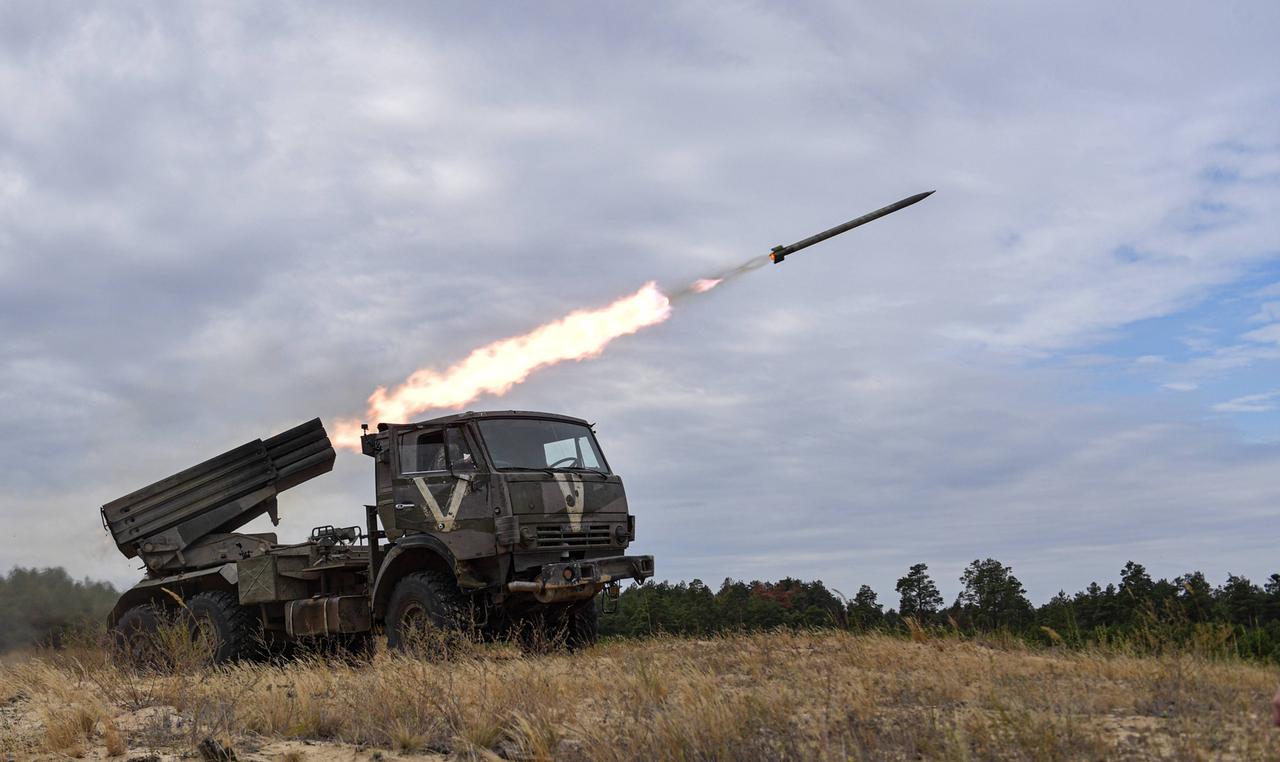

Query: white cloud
[
  {"left": 1242, "top": 323, "right": 1280, "bottom": 345},
  {"left": 1162, "top": 382, "right": 1198, "bottom": 392},
  {"left": 1247, "top": 301, "right": 1280, "bottom": 323},
  {"left": 1212, "top": 390, "right": 1280, "bottom": 413},
  {"left": 1155, "top": 314, "right": 1280, "bottom": 387}
]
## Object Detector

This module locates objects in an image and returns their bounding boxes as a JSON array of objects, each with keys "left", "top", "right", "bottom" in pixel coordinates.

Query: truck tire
[
  {"left": 386, "top": 570, "right": 472, "bottom": 653},
  {"left": 113, "top": 603, "right": 163, "bottom": 667},
  {"left": 187, "top": 591, "right": 261, "bottom": 663},
  {"left": 511, "top": 611, "right": 556, "bottom": 654},
  {"left": 513, "top": 603, "right": 597, "bottom": 654},
  {"left": 566, "top": 602, "right": 599, "bottom": 651}
]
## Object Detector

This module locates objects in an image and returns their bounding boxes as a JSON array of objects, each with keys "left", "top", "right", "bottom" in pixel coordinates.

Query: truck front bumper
[{"left": 506, "top": 554, "right": 654, "bottom": 604}]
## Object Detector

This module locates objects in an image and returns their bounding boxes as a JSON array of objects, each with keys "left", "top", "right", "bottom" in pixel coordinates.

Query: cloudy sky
[{"left": 2, "top": 2, "right": 1278, "bottom": 605}]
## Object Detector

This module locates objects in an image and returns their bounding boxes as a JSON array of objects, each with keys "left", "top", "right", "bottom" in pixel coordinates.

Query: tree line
[
  {"left": 598, "top": 560, "right": 1280, "bottom": 661},
  {"left": 0, "top": 567, "right": 118, "bottom": 652}
]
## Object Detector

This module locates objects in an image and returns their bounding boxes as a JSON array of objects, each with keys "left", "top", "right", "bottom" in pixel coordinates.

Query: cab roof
[{"left": 375, "top": 410, "right": 592, "bottom": 432}]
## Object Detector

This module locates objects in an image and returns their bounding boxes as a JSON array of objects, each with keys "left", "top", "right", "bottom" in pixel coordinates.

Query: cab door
[{"left": 391, "top": 426, "right": 493, "bottom": 559}]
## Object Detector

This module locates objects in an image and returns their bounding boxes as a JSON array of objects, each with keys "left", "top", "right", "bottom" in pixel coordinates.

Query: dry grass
[
  {"left": 1, "top": 630, "right": 1279, "bottom": 760},
  {"left": 102, "top": 719, "right": 126, "bottom": 757}
]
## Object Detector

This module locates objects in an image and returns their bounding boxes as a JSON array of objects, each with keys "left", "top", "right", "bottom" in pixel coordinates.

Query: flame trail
[
  {"left": 331, "top": 254, "right": 772, "bottom": 450},
  {"left": 335, "top": 280, "right": 683, "bottom": 448}
]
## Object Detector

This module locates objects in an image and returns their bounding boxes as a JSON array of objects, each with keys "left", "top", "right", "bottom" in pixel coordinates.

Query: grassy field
[{"left": 2, "top": 629, "right": 1278, "bottom": 761}]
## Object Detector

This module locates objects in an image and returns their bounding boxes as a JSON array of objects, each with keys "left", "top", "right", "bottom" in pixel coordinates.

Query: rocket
[{"left": 768, "top": 190, "right": 934, "bottom": 264}]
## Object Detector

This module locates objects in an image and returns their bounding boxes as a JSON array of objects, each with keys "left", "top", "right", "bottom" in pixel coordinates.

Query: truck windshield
[{"left": 477, "top": 419, "right": 609, "bottom": 473}]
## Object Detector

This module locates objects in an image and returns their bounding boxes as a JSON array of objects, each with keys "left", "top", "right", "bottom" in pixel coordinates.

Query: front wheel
[
  {"left": 514, "top": 602, "right": 599, "bottom": 654},
  {"left": 386, "top": 570, "right": 472, "bottom": 653},
  {"left": 566, "top": 602, "right": 598, "bottom": 651}
]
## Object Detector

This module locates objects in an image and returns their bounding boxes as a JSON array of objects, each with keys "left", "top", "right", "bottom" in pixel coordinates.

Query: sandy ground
[{"left": 3, "top": 631, "right": 1279, "bottom": 760}]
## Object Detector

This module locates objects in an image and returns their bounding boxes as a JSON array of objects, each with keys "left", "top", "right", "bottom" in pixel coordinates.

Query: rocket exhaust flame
[
  {"left": 334, "top": 191, "right": 931, "bottom": 450},
  {"left": 332, "top": 281, "right": 676, "bottom": 448},
  {"left": 332, "top": 261, "right": 754, "bottom": 449}
]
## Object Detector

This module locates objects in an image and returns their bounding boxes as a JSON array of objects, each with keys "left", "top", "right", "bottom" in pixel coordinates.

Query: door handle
[{"left": 394, "top": 503, "right": 415, "bottom": 512}]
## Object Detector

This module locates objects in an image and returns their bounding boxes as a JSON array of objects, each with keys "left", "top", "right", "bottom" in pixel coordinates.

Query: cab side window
[
  {"left": 400, "top": 429, "right": 446, "bottom": 473},
  {"left": 446, "top": 428, "right": 477, "bottom": 471},
  {"left": 400, "top": 427, "right": 476, "bottom": 474}
]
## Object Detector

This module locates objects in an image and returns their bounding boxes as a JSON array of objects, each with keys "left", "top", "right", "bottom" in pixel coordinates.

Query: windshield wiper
[
  {"left": 558, "top": 466, "right": 610, "bottom": 478},
  {"left": 503, "top": 466, "right": 609, "bottom": 478}
]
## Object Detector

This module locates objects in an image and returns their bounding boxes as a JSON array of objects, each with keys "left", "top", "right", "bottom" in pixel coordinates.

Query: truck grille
[{"left": 535, "top": 524, "right": 613, "bottom": 548}]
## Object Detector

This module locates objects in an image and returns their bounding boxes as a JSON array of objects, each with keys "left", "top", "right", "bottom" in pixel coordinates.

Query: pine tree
[
  {"left": 848, "top": 585, "right": 884, "bottom": 630},
  {"left": 896, "top": 563, "right": 943, "bottom": 623},
  {"left": 956, "top": 558, "right": 1033, "bottom": 631}
]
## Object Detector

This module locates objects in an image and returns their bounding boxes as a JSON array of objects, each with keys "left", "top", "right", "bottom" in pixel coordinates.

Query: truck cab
[{"left": 363, "top": 411, "right": 653, "bottom": 639}]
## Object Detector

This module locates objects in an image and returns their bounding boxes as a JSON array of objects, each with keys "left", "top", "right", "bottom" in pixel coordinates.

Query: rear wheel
[
  {"left": 113, "top": 603, "right": 162, "bottom": 667},
  {"left": 187, "top": 591, "right": 261, "bottom": 663},
  {"left": 386, "top": 570, "right": 472, "bottom": 653}
]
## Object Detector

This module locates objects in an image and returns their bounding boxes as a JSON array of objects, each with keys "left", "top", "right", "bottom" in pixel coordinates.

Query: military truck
[{"left": 102, "top": 413, "right": 654, "bottom": 660}]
